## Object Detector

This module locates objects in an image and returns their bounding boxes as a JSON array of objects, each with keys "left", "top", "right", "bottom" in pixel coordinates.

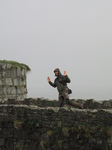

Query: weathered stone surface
[
  {"left": 3, "top": 87, "right": 7, "bottom": 94},
  {"left": 17, "top": 67, "right": 22, "bottom": 77},
  {"left": 0, "top": 79, "right": 5, "bottom": 85},
  {"left": 21, "top": 69, "right": 26, "bottom": 76},
  {"left": 5, "top": 78, "right": 13, "bottom": 85},
  {"left": 0, "top": 62, "right": 27, "bottom": 102},
  {"left": 11, "top": 87, "right": 16, "bottom": 95},
  {"left": 17, "top": 88, "right": 21, "bottom": 95},
  {"left": 0, "top": 80, "right": 2, "bottom": 85},
  {"left": 18, "top": 78, "right": 23, "bottom": 86},
  {"left": 10, "top": 68, "right": 17, "bottom": 77},
  {"left": 0, "top": 138, "right": 5, "bottom": 146},
  {"left": 13, "top": 78, "right": 18, "bottom": 86},
  {"left": 7, "top": 64, "right": 12, "bottom": 69},
  {"left": 22, "top": 79, "right": 26, "bottom": 85},
  {"left": 0, "top": 86, "right": 3, "bottom": 94},
  {"left": 2, "top": 64, "right": 7, "bottom": 70},
  {"left": 0, "top": 99, "right": 112, "bottom": 150}
]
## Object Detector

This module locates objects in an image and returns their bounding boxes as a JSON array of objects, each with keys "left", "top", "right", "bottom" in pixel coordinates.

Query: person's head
[{"left": 54, "top": 68, "right": 61, "bottom": 76}]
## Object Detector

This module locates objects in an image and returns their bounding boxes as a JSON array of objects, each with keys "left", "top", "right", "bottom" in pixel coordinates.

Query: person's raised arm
[
  {"left": 47, "top": 77, "right": 57, "bottom": 87},
  {"left": 64, "top": 71, "right": 71, "bottom": 83},
  {"left": 47, "top": 77, "right": 51, "bottom": 83}
]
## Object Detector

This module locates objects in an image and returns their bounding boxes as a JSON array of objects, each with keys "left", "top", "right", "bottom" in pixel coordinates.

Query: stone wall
[
  {"left": 0, "top": 99, "right": 112, "bottom": 150},
  {"left": 0, "top": 61, "right": 28, "bottom": 102},
  {"left": 1, "top": 98, "right": 112, "bottom": 109}
]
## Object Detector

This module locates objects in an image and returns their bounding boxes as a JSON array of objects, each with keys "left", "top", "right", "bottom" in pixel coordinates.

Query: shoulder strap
[{"left": 57, "top": 78, "right": 67, "bottom": 87}]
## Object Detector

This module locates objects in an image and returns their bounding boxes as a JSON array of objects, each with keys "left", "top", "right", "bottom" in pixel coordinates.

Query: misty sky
[{"left": 0, "top": 0, "right": 112, "bottom": 100}]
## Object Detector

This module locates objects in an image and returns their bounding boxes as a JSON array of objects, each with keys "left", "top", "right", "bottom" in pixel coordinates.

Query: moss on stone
[
  {"left": 58, "top": 140, "right": 63, "bottom": 149},
  {"left": 40, "top": 140, "right": 46, "bottom": 150},
  {"left": 14, "top": 120, "right": 24, "bottom": 129},
  {"left": 47, "top": 130, "right": 53, "bottom": 137},
  {"left": 62, "top": 127, "right": 70, "bottom": 137},
  {"left": 1, "top": 117, "right": 111, "bottom": 149},
  {"left": 0, "top": 60, "right": 31, "bottom": 71},
  {"left": 35, "top": 122, "right": 40, "bottom": 128}
]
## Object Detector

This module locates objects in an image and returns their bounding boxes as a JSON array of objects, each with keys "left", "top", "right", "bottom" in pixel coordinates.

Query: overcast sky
[{"left": 0, "top": 0, "right": 112, "bottom": 100}]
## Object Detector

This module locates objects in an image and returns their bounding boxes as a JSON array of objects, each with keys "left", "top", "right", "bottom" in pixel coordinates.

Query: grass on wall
[{"left": 0, "top": 60, "right": 31, "bottom": 71}]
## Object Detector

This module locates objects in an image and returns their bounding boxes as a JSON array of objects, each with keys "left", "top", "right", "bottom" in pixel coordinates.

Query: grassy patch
[
  {"left": 0, "top": 60, "right": 31, "bottom": 71},
  {"left": 14, "top": 120, "right": 24, "bottom": 129}
]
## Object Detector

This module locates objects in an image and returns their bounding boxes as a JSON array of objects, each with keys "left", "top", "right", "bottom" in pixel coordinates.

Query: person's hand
[
  {"left": 47, "top": 77, "right": 51, "bottom": 82},
  {"left": 64, "top": 71, "right": 67, "bottom": 76}
]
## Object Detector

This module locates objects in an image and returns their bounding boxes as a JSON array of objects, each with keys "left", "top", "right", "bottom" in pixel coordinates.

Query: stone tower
[{"left": 0, "top": 60, "right": 30, "bottom": 102}]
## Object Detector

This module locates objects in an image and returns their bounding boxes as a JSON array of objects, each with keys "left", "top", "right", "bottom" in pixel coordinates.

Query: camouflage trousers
[{"left": 58, "top": 88, "right": 82, "bottom": 108}]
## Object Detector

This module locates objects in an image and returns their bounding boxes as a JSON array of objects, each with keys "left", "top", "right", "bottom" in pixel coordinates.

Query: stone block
[
  {"left": 18, "top": 78, "right": 23, "bottom": 86},
  {"left": 7, "top": 87, "right": 11, "bottom": 94},
  {"left": 7, "top": 64, "right": 12, "bottom": 69},
  {"left": 0, "top": 78, "right": 5, "bottom": 85},
  {"left": 63, "top": 143, "right": 70, "bottom": 150},
  {"left": 0, "top": 86, "right": 3, "bottom": 94},
  {"left": 2, "top": 70, "right": 11, "bottom": 78},
  {"left": 21, "top": 68, "right": 26, "bottom": 76},
  {"left": 2, "top": 128, "right": 13, "bottom": 137},
  {"left": 3, "top": 87, "right": 7, "bottom": 94},
  {"left": 26, "top": 142, "right": 37, "bottom": 150},
  {"left": 21, "top": 86, "right": 26, "bottom": 93},
  {"left": 6, "top": 140, "right": 14, "bottom": 150},
  {"left": 13, "top": 78, "right": 18, "bottom": 86},
  {"left": 41, "top": 133, "right": 49, "bottom": 143},
  {"left": 0, "top": 74, "right": 2, "bottom": 78},
  {"left": 2, "top": 71, "right": 6, "bottom": 77},
  {"left": 2, "top": 64, "right": 7, "bottom": 70},
  {"left": 17, "top": 88, "right": 21, "bottom": 95},
  {"left": 8, "top": 95, "right": 17, "bottom": 100},
  {"left": 102, "top": 101, "right": 112, "bottom": 108},
  {"left": 17, "top": 95, "right": 24, "bottom": 100},
  {"left": 0, "top": 138, "right": 5, "bottom": 146},
  {"left": 17, "top": 67, "right": 22, "bottom": 77},
  {"left": 23, "top": 94, "right": 27, "bottom": 99},
  {"left": 14, "top": 141, "right": 24, "bottom": 150},
  {"left": 5, "top": 78, "right": 13, "bottom": 85},
  {"left": 7, "top": 94, "right": 12, "bottom": 99},
  {"left": 22, "top": 79, "right": 26, "bottom": 85},
  {"left": 0, "top": 96, "right": 7, "bottom": 102},
  {"left": 10, "top": 87, "right": 16, "bottom": 95},
  {"left": 10, "top": 68, "right": 17, "bottom": 77}
]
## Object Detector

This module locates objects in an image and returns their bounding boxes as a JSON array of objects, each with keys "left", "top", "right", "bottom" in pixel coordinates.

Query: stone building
[{"left": 0, "top": 60, "right": 30, "bottom": 102}]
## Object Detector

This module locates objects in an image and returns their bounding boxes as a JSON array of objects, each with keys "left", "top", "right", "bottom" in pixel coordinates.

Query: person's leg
[
  {"left": 65, "top": 99, "right": 72, "bottom": 105},
  {"left": 62, "top": 88, "right": 83, "bottom": 109},
  {"left": 71, "top": 101, "right": 83, "bottom": 109},
  {"left": 65, "top": 99, "right": 83, "bottom": 109},
  {"left": 59, "top": 95, "right": 64, "bottom": 107}
]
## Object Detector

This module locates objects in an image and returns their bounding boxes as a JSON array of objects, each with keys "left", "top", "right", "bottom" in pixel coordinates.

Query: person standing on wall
[{"left": 47, "top": 68, "right": 83, "bottom": 109}]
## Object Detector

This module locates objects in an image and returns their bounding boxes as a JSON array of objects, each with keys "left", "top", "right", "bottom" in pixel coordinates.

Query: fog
[{"left": 0, "top": 0, "right": 112, "bottom": 100}]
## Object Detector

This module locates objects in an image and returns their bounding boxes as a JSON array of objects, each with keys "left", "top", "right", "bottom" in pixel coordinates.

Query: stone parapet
[
  {"left": 0, "top": 99, "right": 112, "bottom": 150},
  {"left": 1, "top": 98, "right": 112, "bottom": 109}
]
